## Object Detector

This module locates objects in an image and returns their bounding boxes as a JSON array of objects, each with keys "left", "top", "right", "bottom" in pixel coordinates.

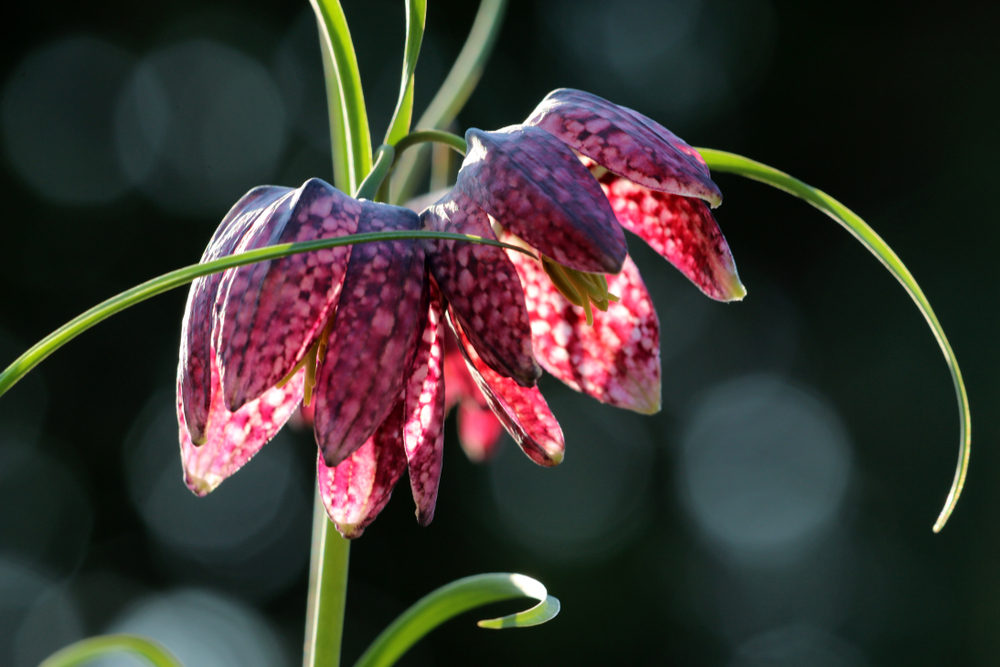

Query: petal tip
[{"left": 184, "top": 473, "right": 216, "bottom": 497}]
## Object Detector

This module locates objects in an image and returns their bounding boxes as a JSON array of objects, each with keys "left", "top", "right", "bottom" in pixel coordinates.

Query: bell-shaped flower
[
  {"left": 178, "top": 179, "right": 471, "bottom": 537},
  {"left": 436, "top": 88, "right": 745, "bottom": 419}
]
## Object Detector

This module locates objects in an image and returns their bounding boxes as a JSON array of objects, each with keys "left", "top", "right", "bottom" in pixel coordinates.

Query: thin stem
[
  {"left": 698, "top": 147, "right": 970, "bottom": 533},
  {"left": 355, "top": 144, "right": 396, "bottom": 200},
  {"left": 0, "top": 231, "right": 533, "bottom": 400},
  {"left": 305, "top": 487, "right": 351, "bottom": 667},
  {"left": 390, "top": 0, "right": 508, "bottom": 204},
  {"left": 392, "top": 130, "right": 467, "bottom": 163},
  {"left": 40, "top": 635, "right": 183, "bottom": 667}
]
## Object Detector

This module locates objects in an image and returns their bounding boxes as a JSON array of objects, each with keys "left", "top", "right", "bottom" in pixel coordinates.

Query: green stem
[
  {"left": 392, "top": 130, "right": 467, "bottom": 163},
  {"left": 390, "top": 0, "right": 508, "bottom": 204},
  {"left": 0, "top": 231, "right": 532, "bottom": 400},
  {"left": 39, "top": 635, "right": 183, "bottom": 667},
  {"left": 305, "top": 488, "right": 351, "bottom": 667},
  {"left": 355, "top": 145, "right": 396, "bottom": 200},
  {"left": 698, "top": 147, "right": 970, "bottom": 533}
]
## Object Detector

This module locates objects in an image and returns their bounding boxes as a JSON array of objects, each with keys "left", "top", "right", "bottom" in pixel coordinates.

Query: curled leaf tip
[{"left": 696, "top": 147, "right": 971, "bottom": 533}]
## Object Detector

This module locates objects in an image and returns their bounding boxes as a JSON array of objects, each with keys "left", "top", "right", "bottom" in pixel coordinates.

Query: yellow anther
[{"left": 542, "top": 257, "right": 586, "bottom": 307}]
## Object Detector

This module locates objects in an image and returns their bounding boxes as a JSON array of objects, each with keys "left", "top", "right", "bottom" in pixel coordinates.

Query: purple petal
[
  {"left": 317, "top": 400, "right": 408, "bottom": 538},
  {"left": 312, "top": 202, "right": 426, "bottom": 467},
  {"left": 214, "top": 179, "right": 362, "bottom": 412},
  {"left": 457, "top": 125, "right": 627, "bottom": 274},
  {"left": 598, "top": 170, "right": 745, "bottom": 302},
  {"left": 420, "top": 190, "right": 540, "bottom": 386},
  {"left": 179, "top": 185, "right": 294, "bottom": 444},
  {"left": 506, "top": 244, "right": 662, "bottom": 414},
  {"left": 448, "top": 313, "right": 565, "bottom": 467},
  {"left": 402, "top": 282, "right": 446, "bottom": 526},
  {"left": 179, "top": 349, "right": 304, "bottom": 495},
  {"left": 524, "top": 88, "right": 722, "bottom": 206}
]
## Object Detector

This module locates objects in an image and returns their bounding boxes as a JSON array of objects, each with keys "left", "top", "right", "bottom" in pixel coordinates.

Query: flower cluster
[{"left": 176, "top": 89, "right": 743, "bottom": 537}]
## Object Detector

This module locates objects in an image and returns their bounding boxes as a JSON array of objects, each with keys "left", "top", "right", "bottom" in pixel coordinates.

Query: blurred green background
[{"left": 1, "top": 1, "right": 997, "bottom": 665}]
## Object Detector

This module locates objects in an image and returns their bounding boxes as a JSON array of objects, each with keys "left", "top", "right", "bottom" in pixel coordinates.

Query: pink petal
[
  {"left": 214, "top": 179, "right": 362, "bottom": 412},
  {"left": 421, "top": 190, "right": 540, "bottom": 386},
  {"left": 312, "top": 203, "right": 426, "bottom": 467},
  {"left": 457, "top": 400, "right": 505, "bottom": 463},
  {"left": 178, "top": 349, "right": 304, "bottom": 495},
  {"left": 458, "top": 125, "right": 627, "bottom": 274},
  {"left": 524, "top": 88, "right": 722, "bottom": 206},
  {"left": 448, "top": 314, "right": 565, "bottom": 467},
  {"left": 599, "top": 171, "right": 745, "bottom": 302},
  {"left": 317, "top": 400, "right": 408, "bottom": 538},
  {"left": 506, "top": 245, "right": 662, "bottom": 414},
  {"left": 179, "top": 185, "right": 294, "bottom": 444},
  {"left": 402, "top": 283, "right": 447, "bottom": 526}
]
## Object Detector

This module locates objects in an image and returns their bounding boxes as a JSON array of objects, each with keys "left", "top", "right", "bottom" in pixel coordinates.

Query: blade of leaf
[
  {"left": 0, "top": 232, "right": 534, "bottom": 401},
  {"left": 383, "top": 0, "right": 426, "bottom": 146},
  {"left": 39, "top": 635, "right": 183, "bottom": 667},
  {"left": 310, "top": 0, "right": 372, "bottom": 193},
  {"left": 390, "top": 0, "right": 508, "bottom": 203},
  {"left": 698, "top": 147, "right": 970, "bottom": 533},
  {"left": 352, "top": 573, "right": 559, "bottom": 667},
  {"left": 314, "top": 18, "right": 350, "bottom": 193}
]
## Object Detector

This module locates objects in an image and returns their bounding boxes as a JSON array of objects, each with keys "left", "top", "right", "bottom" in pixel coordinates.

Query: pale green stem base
[{"left": 304, "top": 486, "right": 351, "bottom": 667}]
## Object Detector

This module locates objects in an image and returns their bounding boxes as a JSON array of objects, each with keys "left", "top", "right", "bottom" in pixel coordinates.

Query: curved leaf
[
  {"left": 353, "top": 573, "right": 559, "bottom": 667},
  {"left": 383, "top": 0, "right": 426, "bottom": 146},
  {"left": 40, "top": 635, "right": 183, "bottom": 667},
  {"left": 390, "top": 0, "right": 509, "bottom": 203},
  {"left": 698, "top": 148, "right": 970, "bottom": 533},
  {"left": 0, "top": 232, "right": 533, "bottom": 401}
]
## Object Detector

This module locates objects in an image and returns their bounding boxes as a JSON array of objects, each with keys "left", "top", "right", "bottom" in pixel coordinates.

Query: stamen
[
  {"left": 542, "top": 257, "right": 585, "bottom": 307},
  {"left": 541, "top": 257, "right": 623, "bottom": 328}
]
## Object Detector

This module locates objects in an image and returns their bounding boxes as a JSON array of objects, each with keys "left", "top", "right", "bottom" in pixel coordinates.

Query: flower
[
  {"left": 176, "top": 89, "right": 744, "bottom": 538},
  {"left": 425, "top": 88, "right": 744, "bottom": 421},
  {"left": 177, "top": 180, "right": 451, "bottom": 537}
]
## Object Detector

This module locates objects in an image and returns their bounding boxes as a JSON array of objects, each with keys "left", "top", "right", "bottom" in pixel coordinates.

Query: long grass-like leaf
[
  {"left": 353, "top": 573, "right": 559, "bottom": 667},
  {"left": 0, "top": 232, "right": 533, "bottom": 400},
  {"left": 383, "top": 0, "right": 426, "bottom": 146},
  {"left": 390, "top": 0, "right": 508, "bottom": 203},
  {"left": 310, "top": 0, "right": 372, "bottom": 192},
  {"left": 40, "top": 635, "right": 182, "bottom": 667},
  {"left": 698, "top": 148, "right": 970, "bottom": 533}
]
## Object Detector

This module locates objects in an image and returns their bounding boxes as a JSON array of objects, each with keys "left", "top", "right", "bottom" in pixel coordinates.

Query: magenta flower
[
  {"left": 176, "top": 89, "right": 745, "bottom": 538},
  {"left": 177, "top": 180, "right": 448, "bottom": 537},
  {"left": 425, "top": 88, "right": 744, "bottom": 423}
]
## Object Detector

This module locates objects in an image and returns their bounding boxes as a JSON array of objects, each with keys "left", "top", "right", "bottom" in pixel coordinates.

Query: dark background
[{"left": 1, "top": 1, "right": 998, "bottom": 665}]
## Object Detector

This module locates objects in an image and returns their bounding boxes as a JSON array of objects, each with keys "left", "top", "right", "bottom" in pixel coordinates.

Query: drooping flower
[
  {"left": 425, "top": 88, "right": 744, "bottom": 421},
  {"left": 177, "top": 88, "right": 744, "bottom": 537},
  {"left": 177, "top": 176, "right": 550, "bottom": 537}
]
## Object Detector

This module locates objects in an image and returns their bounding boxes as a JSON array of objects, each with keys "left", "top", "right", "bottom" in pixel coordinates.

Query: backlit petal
[
  {"left": 458, "top": 125, "right": 627, "bottom": 274},
  {"left": 525, "top": 88, "right": 722, "bottom": 206},
  {"left": 179, "top": 350, "right": 304, "bottom": 495},
  {"left": 507, "top": 246, "right": 661, "bottom": 414},
  {"left": 599, "top": 172, "right": 745, "bottom": 302},
  {"left": 402, "top": 283, "right": 446, "bottom": 526},
  {"left": 179, "top": 185, "right": 293, "bottom": 444},
  {"left": 313, "top": 203, "right": 426, "bottom": 467},
  {"left": 457, "top": 400, "right": 505, "bottom": 463},
  {"left": 214, "top": 179, "right": 361, "bottom": 412},
  {"left": 448, "top": 314, "right": 565, "bottom": 467},
  {"left": 317, "top": 400, "right": 408, "bottom": 539},
  {"left": 421, "top": 190, "right": 540, "bottom": 386}
]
